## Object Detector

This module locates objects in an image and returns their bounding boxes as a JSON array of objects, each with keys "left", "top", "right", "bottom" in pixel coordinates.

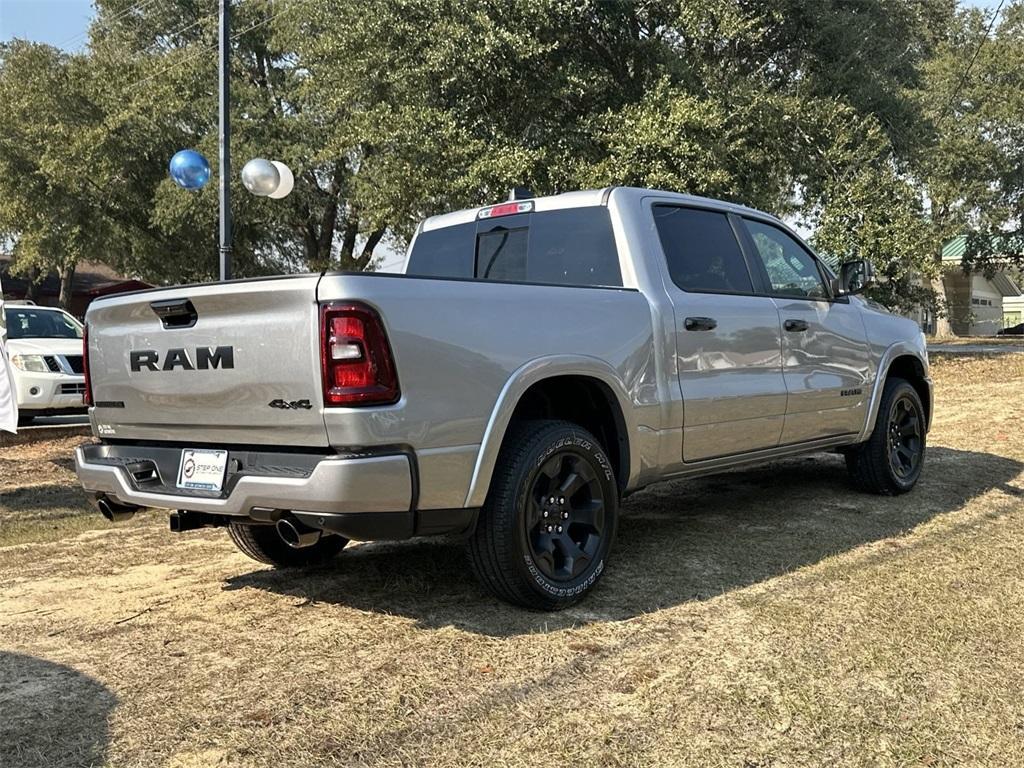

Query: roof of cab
[
  {"left": 420, "top": 189, "right": 609, "bottom": 232},
  {"left": 418, "top": 186, "right": 782, "bottom": 232}
]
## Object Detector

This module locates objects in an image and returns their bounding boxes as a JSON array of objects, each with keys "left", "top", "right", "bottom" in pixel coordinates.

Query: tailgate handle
[{"left": 151, "top": 298, "right": 198, "bottom": 329}]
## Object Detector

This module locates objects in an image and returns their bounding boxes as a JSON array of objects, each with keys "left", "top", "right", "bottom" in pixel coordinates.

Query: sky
[
  {"left": 0, "top": 0, "right": 95, "bottom": 51},
  {"left": 0, "top": 0, "right": 1011, "bottom": 51}
]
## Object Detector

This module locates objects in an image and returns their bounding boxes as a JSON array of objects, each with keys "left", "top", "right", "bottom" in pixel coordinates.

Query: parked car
[
  {"left": 74, "top": 187, "right": 932, "bottom": 609},
  {"left": 4, "top": 302, "right": 87, "bottom": 425},
  {"left": 997, "top": 322, "right": 1024, "bottom": 336}
]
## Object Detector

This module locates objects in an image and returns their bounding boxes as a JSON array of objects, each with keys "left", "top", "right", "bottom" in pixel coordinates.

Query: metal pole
[{"left": 218, "top": 0, "right": 232, "bottom": 281}]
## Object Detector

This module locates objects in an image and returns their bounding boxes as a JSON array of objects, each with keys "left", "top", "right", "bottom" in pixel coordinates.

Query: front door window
[{"left": 743, "top": 219, "right": 828, "bottom": 300}]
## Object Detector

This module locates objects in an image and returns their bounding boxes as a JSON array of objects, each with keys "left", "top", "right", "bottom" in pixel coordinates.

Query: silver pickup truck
[{"left": 75, "top": 187, "right": 931, "bottom": 609}]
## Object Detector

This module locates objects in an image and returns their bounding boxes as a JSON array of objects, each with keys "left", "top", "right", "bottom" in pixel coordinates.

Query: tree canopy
[{"left": 0, "top": 0, "right": 1021, "bottom": 317}]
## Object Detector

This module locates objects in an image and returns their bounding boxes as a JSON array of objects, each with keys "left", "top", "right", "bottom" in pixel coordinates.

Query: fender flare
[
  {"left": 463, "top": 355, "right": 640, "bottom": 508},
  {"left": 857, "top": 341, "right": 931, "bottom": 442}
]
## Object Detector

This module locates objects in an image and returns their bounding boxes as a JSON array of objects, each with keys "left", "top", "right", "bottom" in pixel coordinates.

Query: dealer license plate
[{"left": 176, "top": 449, "right": 229, "bottom": 491}]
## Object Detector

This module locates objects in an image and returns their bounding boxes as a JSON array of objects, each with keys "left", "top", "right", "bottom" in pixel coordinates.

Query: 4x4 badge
[{"left": 268, "top": 399, "right": 313, "bottom": 410}]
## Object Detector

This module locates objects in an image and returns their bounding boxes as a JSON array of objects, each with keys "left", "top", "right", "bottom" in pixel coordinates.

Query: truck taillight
[
  {"left": 320, "top": 303, "right": 399, "bottom": 407},
  {"left": 83, "top": 323, "right": 93, "bottom": 406}
]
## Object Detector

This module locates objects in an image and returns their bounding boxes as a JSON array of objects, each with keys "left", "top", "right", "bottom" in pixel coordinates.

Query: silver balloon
[
  {"left": 268, "top": 161, "right": 294, "bottom": 199},
  {"left": 240, "top": 158, "right": 280, "bottom": 196}
]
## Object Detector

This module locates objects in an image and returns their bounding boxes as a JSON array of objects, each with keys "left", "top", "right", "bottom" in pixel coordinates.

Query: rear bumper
[{"left": 74, "top": 444, "right": 413, "bottom": 517}]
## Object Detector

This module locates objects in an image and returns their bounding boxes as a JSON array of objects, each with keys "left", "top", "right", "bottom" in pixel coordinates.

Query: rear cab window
[{"left": 406, "top": 206, "right": 622, "bottom": 288}]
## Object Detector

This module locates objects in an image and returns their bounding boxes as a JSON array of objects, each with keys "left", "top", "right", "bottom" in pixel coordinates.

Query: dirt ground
[{"left": 2, "top": 354, "right": 1023, "bottom": 767}]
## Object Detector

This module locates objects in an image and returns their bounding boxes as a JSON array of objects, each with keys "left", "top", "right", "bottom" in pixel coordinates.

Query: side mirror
[{"left": 837, "top": 259, "right": 875, "bottom": 296}]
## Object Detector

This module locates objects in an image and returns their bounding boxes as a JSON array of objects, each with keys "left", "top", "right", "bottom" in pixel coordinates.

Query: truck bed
[{"left": 85, "top": 271, "right": 658, "bottom": 509}]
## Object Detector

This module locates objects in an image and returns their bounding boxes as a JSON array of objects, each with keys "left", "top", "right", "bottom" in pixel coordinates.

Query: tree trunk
[
  {"left": 318, "top": 198, "right": 341, "bottom": 265},
  {"left": 58, "top": 263, "right": 76, "bottom": 311},
  {"left": 23, "top": 266, "right": 40, "bottom": 303},
  {"left": 302, "top": 218, "right": 322, "bottom": 270},
  {"left": 338, "top": 214, "right": 359, "bottom": 267},
  {"left": 930, "top": 274, "right": 954, "bottom": 338},
  {"left": 354, "top": 227, "right": 387, "bottom": 271}
]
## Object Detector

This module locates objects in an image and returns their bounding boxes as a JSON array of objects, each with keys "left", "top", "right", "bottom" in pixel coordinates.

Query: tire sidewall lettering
[
  {"left": 523, "top": 554, "right": 605, "bottom": 597},
  {"left": 532, "top": 434, "right": 614, "bottom": 483}
]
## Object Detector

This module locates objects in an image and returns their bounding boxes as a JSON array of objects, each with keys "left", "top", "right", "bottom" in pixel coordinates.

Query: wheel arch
[
  {"left": 464, "top": 356, "right": 638, "bottom": 508},
  {"left": 859, "top": 345, "right": 932, "bottom": 441}
]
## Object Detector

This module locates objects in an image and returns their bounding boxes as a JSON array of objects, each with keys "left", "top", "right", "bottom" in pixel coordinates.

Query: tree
[
  {"left": 917, "top": 1, "right": 1024, "bottom": 258},
  {"left": 82, "top": 0, "right": 394, "bottom": 283},
  {"left": 912, "top": 1, "right": 1024, "bottom": 332},
  {"left": 6, "top": 0, "right": 999, "bottom": 320},
  {"left": 0, "top": 42, "right": 114, "bottom": 307},
  {"left": 807, "top": 119, "right": 940, "bottom": 315},
  {"left": 299, "top": 0, "right": 949, "bottom": 311}
]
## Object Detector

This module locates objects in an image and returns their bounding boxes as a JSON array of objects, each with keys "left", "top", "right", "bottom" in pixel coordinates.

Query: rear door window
[
  {"left": 406, "top": 206, "right": 622, "bottom": 287},
  {"left": 652, "top": 206, "right": 754, "bottom": 294}
]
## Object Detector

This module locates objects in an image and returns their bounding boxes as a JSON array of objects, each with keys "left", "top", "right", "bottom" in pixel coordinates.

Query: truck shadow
[
  {"left": 223, "top": 446, "right": 1023, "bottom": 637},
  {"left": 0, "top": 652, "right": 115, "bottom": 768},
  {"left": 0, "top": 483, "right": 92, "bottom": 514}
]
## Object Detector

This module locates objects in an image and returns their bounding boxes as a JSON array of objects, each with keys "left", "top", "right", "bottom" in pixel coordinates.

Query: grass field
[{"left": 2, "top": 353, "right": 1023, "bottom": 767}]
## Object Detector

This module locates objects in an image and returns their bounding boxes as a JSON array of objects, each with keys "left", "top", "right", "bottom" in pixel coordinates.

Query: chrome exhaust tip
[
  {"left": 96, "top": 496, "right": 140, "bottom": 523},
  {"left": 276, "top": 517, "right": 322, "bottom": 549}
]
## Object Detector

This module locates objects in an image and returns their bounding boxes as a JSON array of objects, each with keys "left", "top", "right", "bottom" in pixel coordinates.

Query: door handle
[
  {"left": 784, "top": 319, "right": 809, "bottom": 332},
  {"left": 684, "top": 316, "right": 717, "bottom": 331}
]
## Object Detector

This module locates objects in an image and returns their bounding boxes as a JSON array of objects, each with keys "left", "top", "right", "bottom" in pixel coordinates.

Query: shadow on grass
[
  {"left": 0, "top": 483, "right": 92, "bottom": 515},
  {"left": 223, "top": 446, "right": 1022, "bottom": 637},
  {"left": 0, "top": 652, "right": 114, "bottom": 768}
]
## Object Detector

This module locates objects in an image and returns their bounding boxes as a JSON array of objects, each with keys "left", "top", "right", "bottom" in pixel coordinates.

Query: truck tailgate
[{"left": 86, "top": 276, "right": 329, "bottom": 446}]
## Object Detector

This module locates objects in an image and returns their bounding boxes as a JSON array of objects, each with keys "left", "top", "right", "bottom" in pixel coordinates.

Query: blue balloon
[{"left": 169, "top": 149, "right": 211, "bottom": 190}]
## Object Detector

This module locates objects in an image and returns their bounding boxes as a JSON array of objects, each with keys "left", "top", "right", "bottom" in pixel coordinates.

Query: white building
[{"left": 923, "top": 235, "right": 1024, "bottom": 336}]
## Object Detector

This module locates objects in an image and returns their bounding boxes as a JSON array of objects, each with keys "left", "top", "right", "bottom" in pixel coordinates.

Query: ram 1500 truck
[{"left": 75, "top": 187, "right": 932, "bottom": 609}]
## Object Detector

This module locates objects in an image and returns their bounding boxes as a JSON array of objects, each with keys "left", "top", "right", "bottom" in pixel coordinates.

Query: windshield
[{"left": 4, "top": 307, "right": 83, "bottom": 340}]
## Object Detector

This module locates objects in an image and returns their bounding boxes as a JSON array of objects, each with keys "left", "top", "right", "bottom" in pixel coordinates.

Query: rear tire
[
  {"left": 845, "top": 377, "right": 926, "bottom": 495},
  {"left": 227, "top": 521, "right": 348, "bottom": 567},
  {"left": 468, "top": 420, "right": 618, "bottom": 610}
]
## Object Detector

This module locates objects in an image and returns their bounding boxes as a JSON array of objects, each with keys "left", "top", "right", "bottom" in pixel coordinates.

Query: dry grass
[
  {"left": 0, "top": 435, "right": 105, "bottom": 546},
  {"left": 1, "top": 355, "right": 1023, "bottom": 767},
  {"left": 927, "top": 335, "right": 1024, "bottom": 346}
]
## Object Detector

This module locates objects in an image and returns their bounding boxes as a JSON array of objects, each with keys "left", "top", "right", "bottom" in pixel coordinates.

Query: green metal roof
[
  {"left": 941, "top": 234, "right": 1020, "bottom": 263},
  {"left": 941, "top": 235, "right": 968, "bottom": 262}
]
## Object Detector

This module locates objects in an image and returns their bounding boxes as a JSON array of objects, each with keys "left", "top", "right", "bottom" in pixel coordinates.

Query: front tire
[
  {"left": 227, "top": 521, "right": 348, "bottom": 567},
  {"left": 845, "top": 377, "right": 926, "bottom": 495},
  {"left": 468, "top": 420, "right": 618, "bottom": 610}
]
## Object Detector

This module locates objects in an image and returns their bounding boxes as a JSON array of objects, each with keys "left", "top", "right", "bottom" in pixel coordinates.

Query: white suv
[{"left": 4, "top": 303, "right": 86, "bottom": 425}]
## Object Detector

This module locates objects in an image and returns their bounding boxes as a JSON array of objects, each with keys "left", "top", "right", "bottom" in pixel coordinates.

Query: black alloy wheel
[
  {"left": 526, "top": 451, "right": 606, "bottom": 582},
  {"left": 887, "top": 394, "right": 923, "bottom": 481}
]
